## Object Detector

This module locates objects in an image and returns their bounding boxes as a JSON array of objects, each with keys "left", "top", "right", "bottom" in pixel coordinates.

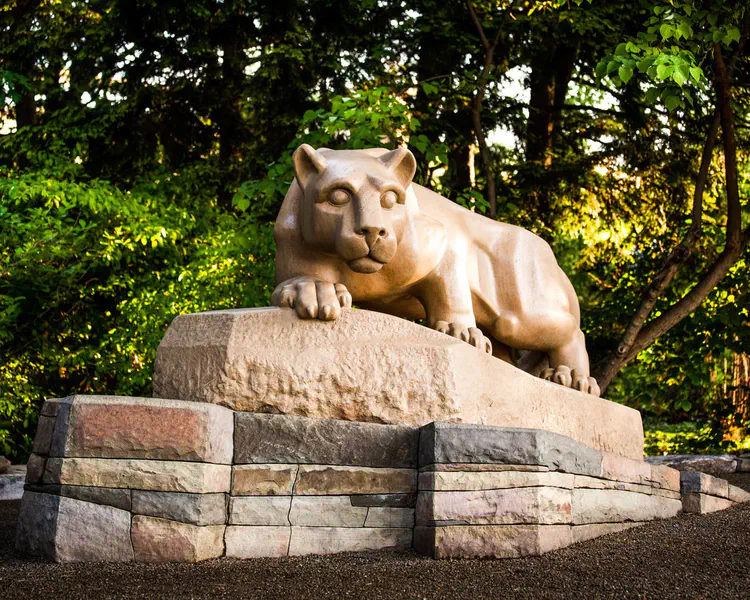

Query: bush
[{"left": 0, "top": 166, "right": 275, "bottom": 461}]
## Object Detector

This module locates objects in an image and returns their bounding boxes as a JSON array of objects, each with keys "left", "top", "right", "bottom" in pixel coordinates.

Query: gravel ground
[{"left": 2, "top": 473, "right": 749, "bottom": 600}]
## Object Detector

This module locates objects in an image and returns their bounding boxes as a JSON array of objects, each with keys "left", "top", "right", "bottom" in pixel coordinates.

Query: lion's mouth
[{"left": 347, "top": 255, "right": 386, "bottom": 274}]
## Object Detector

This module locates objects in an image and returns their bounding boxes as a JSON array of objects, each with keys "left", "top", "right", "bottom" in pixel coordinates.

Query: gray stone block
[
  {"left": 229, "top": 496, "right": 292, "bottom": 526},
  {"left": 349, "top": 493, "right": 416, "bottom": 508},
  {"left": 680, "top": 471, "right": 729, "bottom": 499},
  {"left": 32, "top": 416, "right": 57, "bottom": 455},
  {"left": 234, "top": 413, "right": 418, "bottom": 468},
  {"left": 645, "top": 454, "right": 738, "bottom": 474},
  {"left": 418, "top": 422, "right": 602, "bottom": 476},
  {"left": 132, "top": 491, "right": 227, "bottom": 525},
  {"left": 289, "top": 496, "right": 367, "bottom": 527},
  {"left": 15, "top": 491, "right": 133, "bottom": 562},
  {"left": 25, "top": 484, "right": 132, "bottom": 511},
  {"left": 288, "top": 526, "right": 412, "bottom": 556},
  {"left": 0, "top": 472, "right": 25, "bottom": 501}
]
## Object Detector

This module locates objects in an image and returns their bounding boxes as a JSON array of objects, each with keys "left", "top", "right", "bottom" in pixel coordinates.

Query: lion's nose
[{"left": 356, "top": 226, "right": 388, "bottom": 247}]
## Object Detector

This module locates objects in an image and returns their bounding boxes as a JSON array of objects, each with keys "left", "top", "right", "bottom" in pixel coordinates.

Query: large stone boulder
[{"left": 153, "top": 307, "right": 643, "bottom": 459}]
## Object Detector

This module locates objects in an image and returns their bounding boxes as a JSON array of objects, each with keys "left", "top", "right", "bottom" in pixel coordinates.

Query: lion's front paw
[
  {"left": 271, "top": 278, "right": 352, "bottom": 320},
  {"left": 541, "top": 366, "right": 600, "bottom": 397},
  {"left": 434, "top": 321, "right": 492, "bottom": 354}
]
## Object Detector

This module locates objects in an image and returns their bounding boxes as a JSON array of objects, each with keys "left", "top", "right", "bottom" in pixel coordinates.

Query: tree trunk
[
  {"left": 466, "top": 0, "right": 503, "bottom": 219},
  {"left": 593, "top": 39, "right": 748, "bottom": 393}
]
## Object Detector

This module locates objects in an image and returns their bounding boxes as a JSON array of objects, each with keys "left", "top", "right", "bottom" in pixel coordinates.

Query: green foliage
[
  {"left": 644, "top": 420, "right": 750, "bottom": 456},
  {"left": 1, "top": 0, "right": 748, "bottom": 462},
  {"left": 0, "top": 167, "right": 275, "bottom": 459},
  {"left": 233, "top": 86, "right": 452, "bottom": 216},
  {"left": 595, "top": 0, "right": 746, "bottom": 111}
]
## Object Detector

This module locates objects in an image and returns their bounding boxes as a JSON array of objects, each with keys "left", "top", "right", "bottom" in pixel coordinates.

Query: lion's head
[{"left": 292, "top": 144, "right": 417, "bottom": 274}]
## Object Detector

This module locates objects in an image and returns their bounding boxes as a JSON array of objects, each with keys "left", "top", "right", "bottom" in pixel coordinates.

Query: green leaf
[
  {"left": 707, "top": 13, "right": 718, "bottom": 26},
  {"left": 725, "top": 26, "right": 741, "bottom": 44},
  {"left": 660, "top": 24, "right": 674, "bottom": 40},
  {"left": 595, "top": 60, "right": 608, "bottom": 78},
  {"left": 665, "top": 94, "right": 680, "bottom": 112},
  {"left": 673, "top": 66, "right": 688, "bottom": 86},
  {"left": 656, "top": 64, "right": 674, "bottom": 80},
  {"left": 712, "top": 29, "right": 724, "bottom": 43},
  {"left": 618, "top": 66, "right": 634, "bottom": 84},
  {"left": 677, "top": 23, "right": 693, "bottom": 39},
  {"left": 637, "top": 56, "right": 656, "bottom": 72},
  {"left": 689, "top": 66, "right": 703, "bottom": 82},
  {"left": 606, "top": 60, "right": 619, "bottom": 74},
  {"left": 615, "top": 43, "right": 628, "bottom": 56},
  {"left": 654, "top": 6, "right": 666, "bottom": 15}
]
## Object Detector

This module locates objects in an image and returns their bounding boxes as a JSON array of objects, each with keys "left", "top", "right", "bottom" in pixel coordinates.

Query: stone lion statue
[{"left": 271, "top": 144, "right": 600, "bottom": 396}]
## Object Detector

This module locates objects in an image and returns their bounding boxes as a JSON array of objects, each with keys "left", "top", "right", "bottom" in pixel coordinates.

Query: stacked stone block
[
  {"left": 17, "top": 396, "right": 233, "bottom": 562},
  {"left": 414, "top": 423, "right": 683, "bottom": 558},
  {"left": 226, "top": 413, "right": 417, "bottom": 557},
  {"left": 680, "top": 471, "right": 750, "bottom": 514},
  {"left": 15, "top": 396, "right": 750, "bottom": 563}
]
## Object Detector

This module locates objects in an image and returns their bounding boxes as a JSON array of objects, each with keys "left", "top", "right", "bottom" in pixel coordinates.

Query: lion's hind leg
[{"left": 540, "top": 329, "right": 600, "bottom": 397}]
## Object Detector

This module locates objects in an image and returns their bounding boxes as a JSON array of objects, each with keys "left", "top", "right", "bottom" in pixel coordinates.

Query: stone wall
[{"left": 14, "top": 396, "right": 749, "bottom": 562}]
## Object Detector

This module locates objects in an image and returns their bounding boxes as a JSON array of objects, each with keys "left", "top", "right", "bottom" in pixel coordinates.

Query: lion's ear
[
  {"left": 293, "top": 144, "right": 328, "bottom": 189},
  {"left": 378, "top": 147, "right": 417, "bottom": 188}
]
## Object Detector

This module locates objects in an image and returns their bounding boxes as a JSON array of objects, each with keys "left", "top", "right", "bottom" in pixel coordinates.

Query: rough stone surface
[
  {"left": 231, "top": 464, "right": 298, "bottom": 496},
  {"left": 225, "top": 526, "right": 291, "bottom": 558},
  {"left": 645, "top": 454, "right": 738, "bottom": 474},
  {"left": 681, "top": 492, "right": 734, "bottom": 514},
  {"left": 414, "top": 524, "right": 572, "bottom": 559},
  {"left": 43, "top": 457, "right": 231, "bottom": 493},
  {"left": 229, "top": 496, "right": 292, "bottom": 526},
  {"left": 419, "top": 470, "right": 574, "bottom": 491},
  {"left": 25, "top": 454, "right": 46, "bottom": 484},
  {"left": 131, "top": 516, "right": 225, "bottom": 562},
  {"left": 41, "top": 397, "right": 69, "bottom": 417},
  {"left": 32, "top": 416, "right": 56, "bottom": 455},
  {"left": 234, "top": 413, "right": 418, "bottom": 468},
  {"left": 288, "top": 526, "right": 412, "bottom": 556},
  {"left": 727, "top": 484, "right": 750, "bottom": 503},
  {"left": 649, "top": 465, "right": 681, "bottom": 492},
  {"left": 680, "top": 472, "right": 729, "bottom": 499},
  {"left": 132, "top": 491, "right": 226, "bottom": 525},
  {"left": 417, "top": 487, "right": 572, "bottom": 526},
  {"left": 420, "top": 463, "right": 551, "bottom": 473},
  {"left": 15, "top": 492, "right": 133, "bottom": 562},
  {"left": 364, "top": 507, "right": 415, "bottom": 528},
  {"left": 419, "top": 423, "right": 604, "bottom": 475},
  {"left": 738, "top": 458, "right": 750, "bottom": 473},
  {"left": 289, "top": 496, "right": 367, "bottom": 527},
  {"left": 153, "top": 308, "right": 643, "bottom": 459},
  {"left": 572, "top": 488, "right": 681, "bottom": 525},
  {"left": 653, "top": 488, "right": 681, "bottom": 500},
  {"left": 600, "top": 452, "right": 651, "bottom": 485},
  {"left": 349, "top": 493, "right": 416, "bottom": 508},
  {"left": 50, "top": 396, "right": 233, "bottom": 463},
  {"left": 25, "top": 484, "right": 132, "bottom": 511},
  {"left": 571, "top": 522, "right": 644, "bottom": 544},
  {"left": 0, "top": 470, "right": 25, "bottom": 501},
  {"left": 294, "top": 465, "right": 416, "bottom": 495},
  {"left": 573, "top": 475, "right": 653, "bottom": 495}
]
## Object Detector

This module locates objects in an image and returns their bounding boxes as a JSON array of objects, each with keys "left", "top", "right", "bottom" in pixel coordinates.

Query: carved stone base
[
  {"left": 153, "top": 307, "right": 644, "bottom": 459},
  {"left": 16, "top": 395, "right": 740, "bottom": 563}
]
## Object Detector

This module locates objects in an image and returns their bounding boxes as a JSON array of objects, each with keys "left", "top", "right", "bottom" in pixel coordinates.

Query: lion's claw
[
  {"left": 434, "top": 321, "right": 492, "bottom": 354},
  {"left": 541, "top": 366, "right": 600, "bottom": 397},
  {"left": 271, "top": 277, "right": 351, "bottom": 321}
]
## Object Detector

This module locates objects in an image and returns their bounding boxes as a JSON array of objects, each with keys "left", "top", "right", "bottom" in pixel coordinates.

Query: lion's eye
[
  {"left": 381, "top": 190, "right": 399, "bottom": 209},
  {"left": 329, "top": 189, "right": 351, "bottom": 206}
]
